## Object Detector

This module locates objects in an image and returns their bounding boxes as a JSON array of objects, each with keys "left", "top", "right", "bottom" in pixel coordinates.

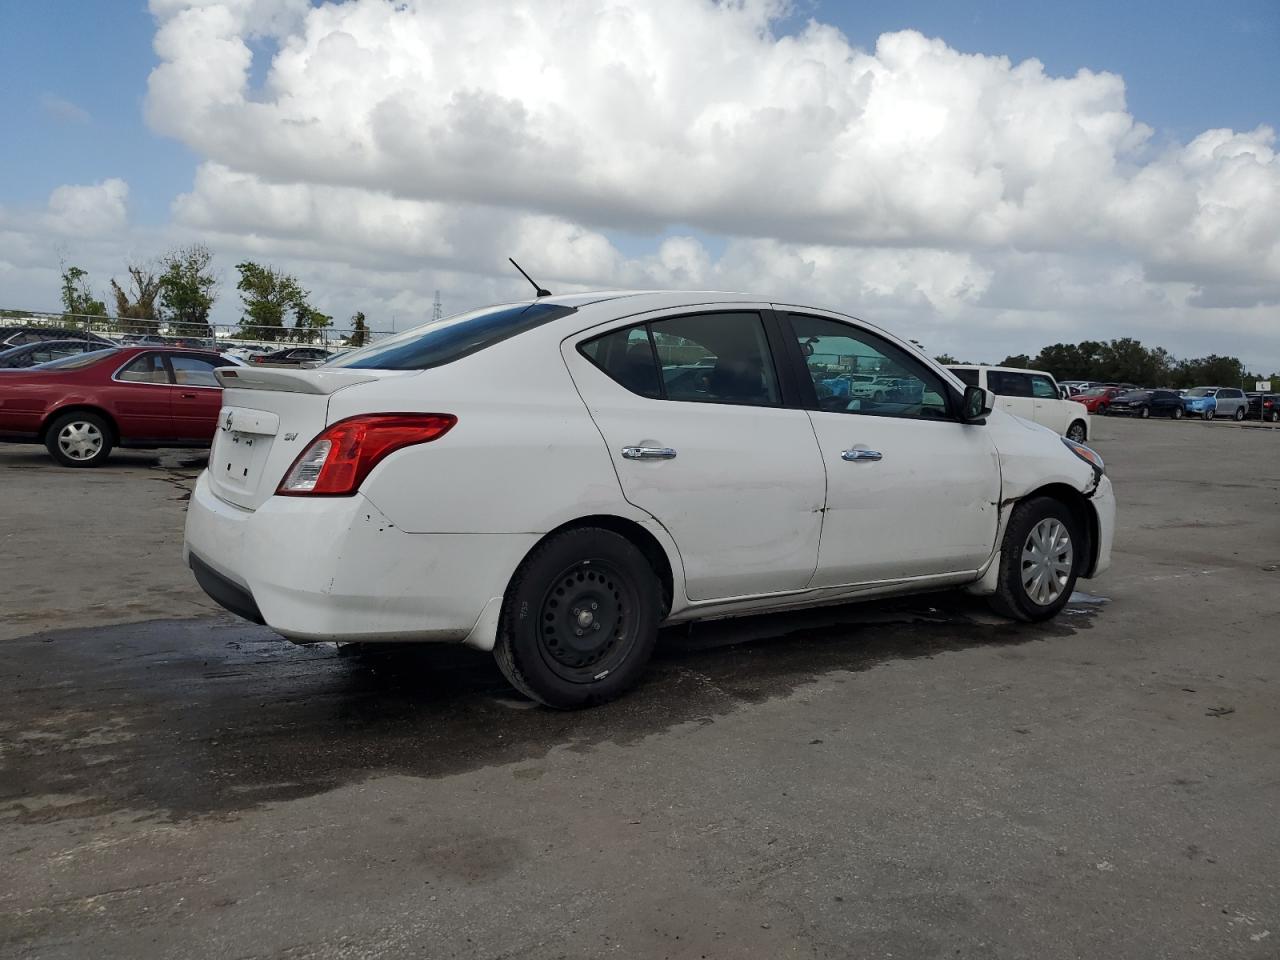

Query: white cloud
[
  {"left": 39, "top": 93, "right": 90, "bottom": 125},
  {"left": 4, "top": 0, "right": 1278, "bottom": 369}
]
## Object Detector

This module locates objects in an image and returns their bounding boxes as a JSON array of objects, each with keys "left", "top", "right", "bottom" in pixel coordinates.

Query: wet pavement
[{"left": 2, "top": 417, "right": 1279, "bottom": 958}]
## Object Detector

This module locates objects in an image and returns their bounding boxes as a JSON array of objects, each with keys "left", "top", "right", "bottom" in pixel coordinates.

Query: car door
[
  {"left": 565, "top": 307, "right": 826, "bottom": 601},
  {"left": 168, "top": 353, "right": 232, "bottom": 440},
  {"left": 1218, "top": 389, "right": 1245, "bottom": 416},
  {"left": 1029, "top": 373, "right": 1066, "bottom": 433},
  {"left": 987, "top": 370, "right": 1036, "bottom": 422},
  {"left": 106, "top": 351, "right": 175, "bottom": 440},
  {"left": 779, "top": 311, "right": 1002, "bottom": 586}
]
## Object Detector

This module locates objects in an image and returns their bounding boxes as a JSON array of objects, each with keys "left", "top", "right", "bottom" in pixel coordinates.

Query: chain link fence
[{"left": 0, "top": 308, "right": 398, "bottom": 352}]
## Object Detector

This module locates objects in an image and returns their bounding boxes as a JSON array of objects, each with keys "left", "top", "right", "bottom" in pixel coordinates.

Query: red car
[
  {"left": 0, "top": 346, "right": 239, "bottom": 467},
  {"left": 1075, "top": 386, "right": 1126, "bottom": 414}
]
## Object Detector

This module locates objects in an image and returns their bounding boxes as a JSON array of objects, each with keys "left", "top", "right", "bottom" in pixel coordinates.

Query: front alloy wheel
[
  {"left": 1203, "top": 409, "right": 1214, "bottom": 421},
  {"left": 1173, "top": 406, "right": 1184, "bottom": 420},
  {"left": 1139, "top": 405, "right": 1150, "bottom": 419},
  {"left": 989, "top": 496, "right": 1082, "bottom": 621}
]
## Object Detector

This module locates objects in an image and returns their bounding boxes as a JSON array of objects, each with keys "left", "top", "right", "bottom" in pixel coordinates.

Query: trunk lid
[{"left": 207, "top": 366, "right": 405, "bottom": 510}]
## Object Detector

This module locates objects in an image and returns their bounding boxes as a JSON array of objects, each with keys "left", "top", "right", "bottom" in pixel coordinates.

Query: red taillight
[{"left": 276, "top": 413, "right": 456, "bottom": 496}]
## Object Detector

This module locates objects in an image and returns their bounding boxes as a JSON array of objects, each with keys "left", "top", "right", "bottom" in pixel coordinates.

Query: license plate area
[{"left": 221, "top": 431, "right": 261, "bottom": 484}]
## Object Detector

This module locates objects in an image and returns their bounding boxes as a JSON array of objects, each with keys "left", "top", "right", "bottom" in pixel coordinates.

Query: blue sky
[{"left": 3, "top": 0, "right": 1276, "bottom": 229}]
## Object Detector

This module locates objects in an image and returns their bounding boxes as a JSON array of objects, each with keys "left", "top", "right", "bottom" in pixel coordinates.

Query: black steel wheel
[{"left": 495, "top": 527, "right": 661, "bottom": 708}]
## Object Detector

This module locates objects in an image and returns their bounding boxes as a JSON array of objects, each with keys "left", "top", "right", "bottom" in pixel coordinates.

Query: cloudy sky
[{"left": 1, "top": 0, "right": 1277, "bottom": 368}]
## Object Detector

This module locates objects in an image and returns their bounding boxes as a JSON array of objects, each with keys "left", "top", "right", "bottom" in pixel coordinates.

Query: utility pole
[{"left": 432, "top": 290, "right": 443, "bottom": 322}]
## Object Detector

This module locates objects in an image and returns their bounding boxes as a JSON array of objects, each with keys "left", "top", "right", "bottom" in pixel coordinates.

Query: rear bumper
[{"left": 183, "top": 471, "right": 537, "bottom": 648}]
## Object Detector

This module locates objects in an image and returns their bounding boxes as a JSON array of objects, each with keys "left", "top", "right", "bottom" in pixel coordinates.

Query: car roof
[{"left": 945, "top": 363, "right": 1055, "bottom": 377}]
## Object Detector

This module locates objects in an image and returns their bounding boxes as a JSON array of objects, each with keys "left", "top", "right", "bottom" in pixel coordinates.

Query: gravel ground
[{"left": 1, "top": 417, "right": 1279, "bottom": 959}]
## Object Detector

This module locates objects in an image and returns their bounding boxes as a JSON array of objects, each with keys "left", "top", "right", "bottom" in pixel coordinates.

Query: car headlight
[{"left": 1062, "top": 436, "right": 1105, "bottom": 476}]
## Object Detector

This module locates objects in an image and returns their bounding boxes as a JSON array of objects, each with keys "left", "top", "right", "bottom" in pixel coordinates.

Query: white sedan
[{"left": 184, "top": 292, "right": 1115, "bottom": 708}]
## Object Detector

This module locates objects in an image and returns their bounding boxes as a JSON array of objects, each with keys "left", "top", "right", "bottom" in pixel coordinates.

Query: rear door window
[
  {"left": 987, "top": 371, "right": 1033, "bottom": 397},
  {"left": 948, "top": 368, "right": 979, "bottom": 387},
  {"left": 580, "top": 325, "right": 661, "bottom": 399},
  {"left": 332, "top": 301, "right": 576, "bottom": 370},
  {"left": 579, "top": 312, "right": 781, "bottom": 407}
]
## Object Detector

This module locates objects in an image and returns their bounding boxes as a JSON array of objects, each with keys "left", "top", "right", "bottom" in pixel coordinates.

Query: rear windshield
[
  {"left": 330, "top": 302, "right": 576, "bottom": 371},
  {"left": 35, "top": 348, "right": 119, "bottom": 370},
  {"left": 948, "top": 368, "right": 979, "bottom": 387}
]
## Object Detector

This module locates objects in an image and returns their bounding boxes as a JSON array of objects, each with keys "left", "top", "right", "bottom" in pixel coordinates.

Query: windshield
[
  {"left": 1080, "top": 388, "right": 1109, "bottom": 397},
  {"left": 33, "top": 348, "right": 119, "bottom": 370},
  {"left": 1185, "top": 387, "right": 1216, "bottom": 397},
  {"left": 330, "top": 301, "right": 577, "bottom": 371},
  {"left": 1119, "top": 391, "right": 1150, "bottom": 400}
]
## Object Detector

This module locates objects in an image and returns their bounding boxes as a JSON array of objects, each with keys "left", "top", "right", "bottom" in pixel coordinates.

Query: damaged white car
[{"left": 184, "top": 292, "right": 1115, "bottom": 708}]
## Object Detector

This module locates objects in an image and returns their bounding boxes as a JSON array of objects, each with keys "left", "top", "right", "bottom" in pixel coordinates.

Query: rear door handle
[
  {"left": 841, "top": 448, "right": 883, "bottom": 462},
  {"left": 622, "top": 446, "right": 677, "bottom": 460}
]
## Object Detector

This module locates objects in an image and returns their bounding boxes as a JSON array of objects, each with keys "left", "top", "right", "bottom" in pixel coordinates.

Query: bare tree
[{"left": 110, "top": 261, "right": 164, "bottom": 334}]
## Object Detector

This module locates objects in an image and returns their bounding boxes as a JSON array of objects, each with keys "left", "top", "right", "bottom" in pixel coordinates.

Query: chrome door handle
[
  {"left": 841, "top": 448, "right": 883, "bottom": 462},
  {"left": 622, "top": 446, "right": 677, "bottom": 460}
]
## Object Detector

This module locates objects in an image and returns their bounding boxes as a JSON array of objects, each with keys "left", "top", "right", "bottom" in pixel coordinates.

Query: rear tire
[
  {"left": 989, "top": 496, "right": 1082, "bottom": 622},
  {"left": 1233, "top": 406, "right": 1245, "bottom": 421},
  {"left": 494, "top": 527, "right": 661, "bottom": 709},
  {"left": 45, "top": 411, "right": 113, "bottom": 467},
  {"left": 1066, "top": 420, "right": 1087, "bottom": 442}
]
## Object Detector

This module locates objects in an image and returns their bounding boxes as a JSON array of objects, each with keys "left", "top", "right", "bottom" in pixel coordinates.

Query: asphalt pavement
[{"left": 2, "top": 417, "right": 1279, "bottom": 959}]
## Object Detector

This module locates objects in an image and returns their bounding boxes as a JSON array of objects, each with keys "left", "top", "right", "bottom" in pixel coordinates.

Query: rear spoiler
[{"left": 215, "top": 366, "right": 380, "bottom": 395}]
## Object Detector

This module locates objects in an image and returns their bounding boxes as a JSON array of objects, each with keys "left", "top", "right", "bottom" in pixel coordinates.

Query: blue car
[{"left": 1182, "top": 387, "right": 1218, "bottom": 420}]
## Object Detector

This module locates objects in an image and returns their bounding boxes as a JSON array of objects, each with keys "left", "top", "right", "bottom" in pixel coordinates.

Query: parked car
[
  {"left": 252, "top": 347, "right": 333, "bottom": 366},
  {"left": 0, "top": 346, "right": 241, "bottom": 466},
  {"left": 184, "top": 292, "right": 1115, "bottom": 708},
  {"left": 1074, "top": 386, "right": 1126, "bottom": 415},
  {"left": 1246, "top": 393, "right": 1280, "bottom": 422},
  {"left": 1183, "top": 386, "right": 1248, "bottom": 421},
  {"left": 0, "top": 339, "right": 114, "bottom": 369},
  {"left": 947, "top": 365, "right": 1089, "bottom": 442},
  {"left": 0, "top": 326, "right": 115, "bottom": 349},
  {"left": 1103, "top": 389, "right": 1183, "bottom": 419}
]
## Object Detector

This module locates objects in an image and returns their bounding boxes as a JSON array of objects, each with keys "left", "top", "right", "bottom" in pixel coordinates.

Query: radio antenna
[{"left": 509, "top": 258, "right": 551, "bottom": 298}]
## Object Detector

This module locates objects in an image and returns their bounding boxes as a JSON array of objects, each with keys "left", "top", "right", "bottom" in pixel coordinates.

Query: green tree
[
  {"left": 110, "top": 261, "right": 163, "bottom": 335},
  {"left": 58, "top": 264, "right": 108, "bottom": 325},
  {"left": 933, "top": 353, "right": 960, "bottom": 365},
  {"left": 295, "top": 306, "right": 333, "bottom": 344},
  {"left": 347, "top": 311, "right": 369, "bottom": 347},
  {"left": 1173, "top": 355, "right": 1245, "bottom": 389},
  {"left": 235, "top": 261, "right": 308, "bottom": 342},
  {"left": 159, "top": 244, "right": 217, "bottom": 338},
  {"left": 1000, "top": 353, "right": 1032, "bottom": 369}
]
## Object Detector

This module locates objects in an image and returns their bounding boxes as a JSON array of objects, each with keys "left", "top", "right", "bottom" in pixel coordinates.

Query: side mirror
[{"left": 961, "top": 385, "right": 994, "bottom": 423}]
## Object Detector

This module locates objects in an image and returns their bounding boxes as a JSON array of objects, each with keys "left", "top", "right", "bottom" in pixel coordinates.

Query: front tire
[
  {"left": 494, "top": 527, "right": 661, "bottom": 708},
  {"left": 1097, "top": 403, "right": 1108, "bottom": 416},
  {"left": 989, "top": 496, "right": 1082, "bottom": 622},
  {"left": 1203, "top": 408, "right": 1214, "bottom": 421},
  {"left": 1173, "top": 406, "right": 1184, "bottom": 420},
  {"left": 1139, "top": 405, "right": 1150, "bottom": 419},
  {"left": 45, "top": 411, "right": 113, "bottom": 467},
  {"left": 1270, "top": 409, "right": 1279, "bottom": 423}
]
